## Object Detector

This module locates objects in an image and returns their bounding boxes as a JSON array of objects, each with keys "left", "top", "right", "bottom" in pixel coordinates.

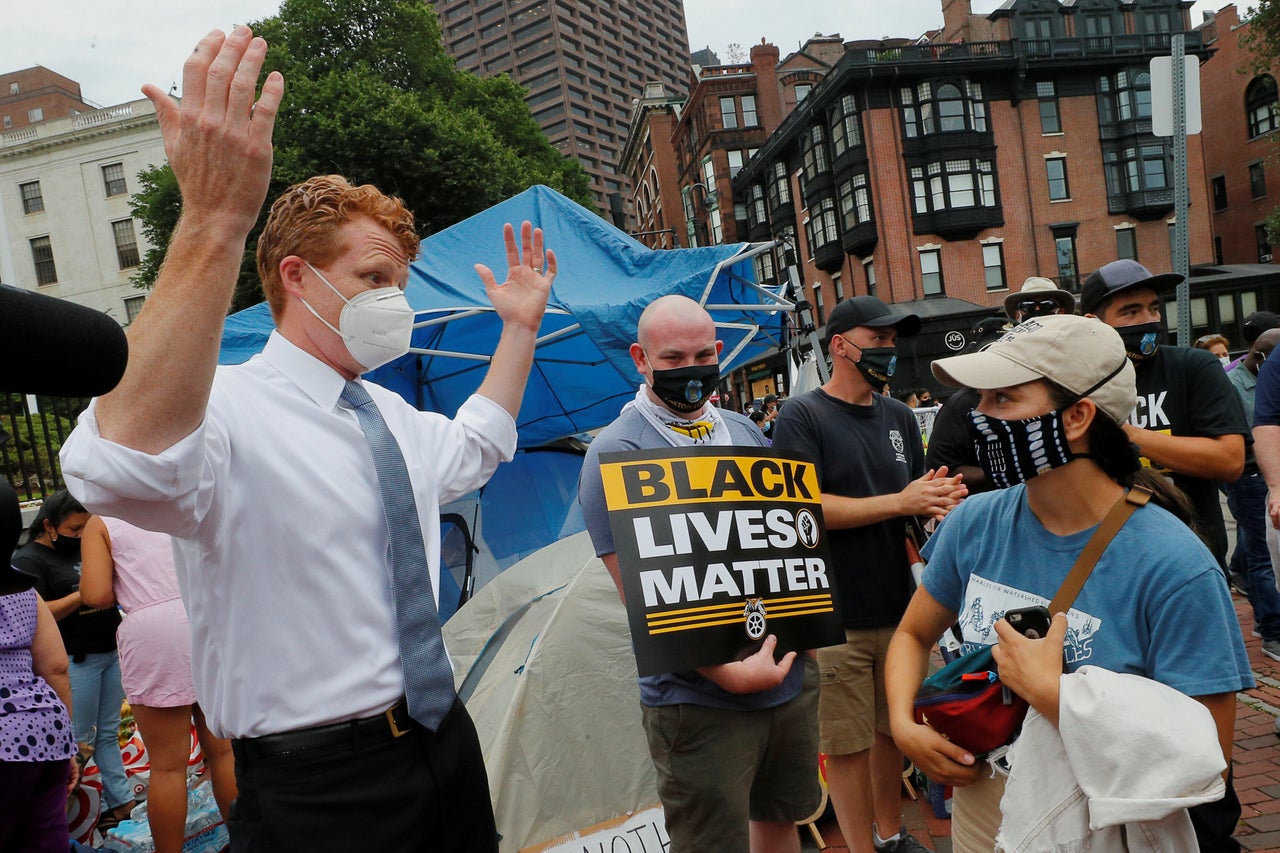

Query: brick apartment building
[
  {"left": 1199, "top": 4, "right": 1280, "bottom": 267},
  {"left": 0, "top": 66, "right": 91, "bottom": 132},
  {"left": 432, "top": 0, "right": 691, "bottom": 217},
  {"left": 620, "top": 37, "right": 845, "bottom": 253},
  {"left": 730, "top": 0, "right": 1220, "bottom": 394}
]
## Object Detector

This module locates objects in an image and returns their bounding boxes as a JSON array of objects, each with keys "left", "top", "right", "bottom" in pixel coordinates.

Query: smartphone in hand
[{"left": 1005, "top": 605, "right": 1052, "bottom": 639}]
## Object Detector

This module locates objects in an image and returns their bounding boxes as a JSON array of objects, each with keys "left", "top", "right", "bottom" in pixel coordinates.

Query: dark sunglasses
[{"left": 1017, "top": 299, "right": 1062, "bottom": 315}]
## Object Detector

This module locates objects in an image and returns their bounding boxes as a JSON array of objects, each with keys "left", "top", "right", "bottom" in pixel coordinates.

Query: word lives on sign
[{"left": 599, "top": 447, "right": 843, "bottom": 676}]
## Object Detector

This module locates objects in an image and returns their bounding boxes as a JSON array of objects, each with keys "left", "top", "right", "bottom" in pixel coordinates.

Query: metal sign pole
[
  {"left": 783, "top": 245, "right": 829, "bottom": 384},
  {"left": 1171, "top": 33, "right": 1191, "bottom": 345}
]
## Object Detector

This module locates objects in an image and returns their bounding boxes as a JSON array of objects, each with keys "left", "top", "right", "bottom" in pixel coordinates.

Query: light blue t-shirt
[{"left": 920, "top": 486, "right": 1253, "bottom": 698}]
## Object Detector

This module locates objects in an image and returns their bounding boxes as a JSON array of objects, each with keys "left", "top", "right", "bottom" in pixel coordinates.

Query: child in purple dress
[{"left": 0, "top": 586, "right": 78, "bottom": 851}]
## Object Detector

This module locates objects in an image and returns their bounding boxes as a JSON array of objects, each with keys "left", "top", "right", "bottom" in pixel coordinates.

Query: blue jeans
[
  {"left": 1225, "top": 472, "right": 1280, "bottom": 641},
  {"left": 69, "top": 650, "right": 132, "bottom": 810}
]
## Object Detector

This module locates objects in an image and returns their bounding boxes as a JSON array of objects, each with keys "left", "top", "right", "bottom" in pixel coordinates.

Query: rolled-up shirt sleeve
[
  {"left": 450, "top": 393, "right": 517, "bottom": 488},
  {"left": 60, "top": 400, "right": 224, "bottom": 539},
  {"left": 403, "top": 392, "right": 516, "bottom": 506}
]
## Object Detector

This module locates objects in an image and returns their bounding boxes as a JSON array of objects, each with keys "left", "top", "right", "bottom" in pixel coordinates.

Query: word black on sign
[{"left": 599, "top": 446, "right": 844, "bottom": 677}]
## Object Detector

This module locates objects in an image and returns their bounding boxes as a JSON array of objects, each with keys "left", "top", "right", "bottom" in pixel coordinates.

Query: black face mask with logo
[
  {"left": 838, "top": 336, "right": 897, "bottom": 388},
  {"left": 648, "top": 363, "right": 721, "bottom": 413},
  {"left": 1116, "top": 321, "right": 1164, "bottom": 362}
]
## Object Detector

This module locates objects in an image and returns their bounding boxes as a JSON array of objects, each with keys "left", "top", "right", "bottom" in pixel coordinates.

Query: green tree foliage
[
  {"left": 131, "top": 0, "right": 594, "bottom": 312},
  {"left": 129, "top": 164, "right": 179, "bottom": 298},
  {"left": 1241, "top": 2, "right": 1280, "bottom": 75}
]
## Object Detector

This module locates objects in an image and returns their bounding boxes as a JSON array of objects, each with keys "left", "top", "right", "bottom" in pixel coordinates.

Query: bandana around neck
[{"left": 624, "top": 386, "right": 731, "bottom": 447}]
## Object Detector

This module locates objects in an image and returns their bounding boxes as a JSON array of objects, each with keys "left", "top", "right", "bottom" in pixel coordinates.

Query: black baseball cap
[
  {"left": 1080, "top": 259, "right": 1183, "bottom": 316},
  {"left": 972, "top": 316, "right": 1012, "bottom": 347},
  {"left": 1244, "top": 311, "right": 1280, "bottom": 344},
  {"left": 825, "top": 296, "right": 921, "bottom": 344}
]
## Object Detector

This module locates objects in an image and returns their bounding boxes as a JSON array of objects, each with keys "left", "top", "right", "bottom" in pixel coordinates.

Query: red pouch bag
[{"left": 911, "top": 645, "right": 1028, "bottom": 757}]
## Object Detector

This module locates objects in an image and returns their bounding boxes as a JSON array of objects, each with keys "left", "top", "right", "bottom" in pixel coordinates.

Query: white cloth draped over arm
[{"left": 997, "top": 666, "right": 1225, "bottom": 853}]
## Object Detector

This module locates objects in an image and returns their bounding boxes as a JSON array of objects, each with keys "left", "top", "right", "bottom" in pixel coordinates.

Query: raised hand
[
  {"left": 95, "top": 26, "right": 284, "bottom": 451},
  {"left": 475, "top": 221, "right": 556, "bottom": 334},
  {"left": 142, "top": 26, "right": 284, "bottom": 237}
]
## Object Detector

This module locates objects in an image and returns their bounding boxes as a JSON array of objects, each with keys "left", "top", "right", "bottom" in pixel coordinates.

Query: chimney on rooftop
[{"left": 941, "top": 0, "right": 973, "bottom": 42}]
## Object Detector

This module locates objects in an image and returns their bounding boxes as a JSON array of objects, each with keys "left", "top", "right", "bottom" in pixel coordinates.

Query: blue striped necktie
[{"left": 340, "top": 380, "right": 455, "bottom": 730}]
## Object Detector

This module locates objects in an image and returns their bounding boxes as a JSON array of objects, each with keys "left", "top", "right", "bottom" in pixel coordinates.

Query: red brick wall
[
  {"left": 1200, "top": 4, "right": 1280, "bottom": 266},
  {"left": 0, "top": 66, "right": 88, "bottom": 131}
]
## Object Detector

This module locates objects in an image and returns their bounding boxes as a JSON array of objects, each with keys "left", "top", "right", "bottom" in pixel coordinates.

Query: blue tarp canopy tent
[{"left": 219, "top": 185, "right": 791, "bottom": 448}]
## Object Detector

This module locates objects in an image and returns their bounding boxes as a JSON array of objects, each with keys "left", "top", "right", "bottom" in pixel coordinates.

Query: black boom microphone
[
  {"left": 1, "top": 285, "right": 129, "bottom": 584},
  {"left": 0, "top": 284, "right": 129, "bottom": 397}
]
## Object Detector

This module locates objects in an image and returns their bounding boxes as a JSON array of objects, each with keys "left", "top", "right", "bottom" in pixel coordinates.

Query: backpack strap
[{"left": 1047, "top": 486, "right": 1152, "bottom": 615}]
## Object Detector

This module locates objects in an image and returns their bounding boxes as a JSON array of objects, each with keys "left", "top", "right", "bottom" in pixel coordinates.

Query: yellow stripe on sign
[
  {"left": 600, "top": 454, "right": 819, "bottom": 510},
  {"left": 646, "top": 603, "right": 836, "bottom": 635},
  {"left": 761, "top": 593, "right": 832, "bottom": 608},
  {"left": 644, "top": 593, "right": 835, "bottom": 624},
  {"left": 645, "top": 595, "right": 834, "bottom": 629}
]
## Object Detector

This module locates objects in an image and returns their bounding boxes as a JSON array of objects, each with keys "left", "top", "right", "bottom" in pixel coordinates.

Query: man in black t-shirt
[
  {"left": 1081, "top": 260, "right": 1247, "bottom": 572},
  {"left": 772, "top": 296, "right": 966, "bottom": 853}
]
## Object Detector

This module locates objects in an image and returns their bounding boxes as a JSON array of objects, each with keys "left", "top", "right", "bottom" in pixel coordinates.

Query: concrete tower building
[{"left": 432, "top": 0, "right": 691, "bottom": 218}]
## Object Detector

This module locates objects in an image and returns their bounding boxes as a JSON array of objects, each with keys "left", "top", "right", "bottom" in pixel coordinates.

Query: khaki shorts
[
  {"left": 641, "top": 656, "right": 821, "bottom": 852},
  {"left": 817, "top": 626, "right": 895, "bottom": 756},
  {"left": 951, "top": 768, "right": 1005, "bottom": 853}
]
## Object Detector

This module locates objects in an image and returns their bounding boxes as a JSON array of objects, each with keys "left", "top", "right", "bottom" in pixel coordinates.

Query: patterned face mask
[{"left": 967, "top": 409, "right": 1075, "bottom": 489}]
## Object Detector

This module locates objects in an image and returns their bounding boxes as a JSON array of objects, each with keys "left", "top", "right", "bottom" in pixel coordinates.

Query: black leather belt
[{"left": 232, "top": 698, "right": 415, "bottom": 764}]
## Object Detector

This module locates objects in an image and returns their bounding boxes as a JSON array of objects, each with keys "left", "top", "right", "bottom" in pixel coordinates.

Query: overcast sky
[{"left": 3, "top": 0, "right": 1238, "bottom": 109}]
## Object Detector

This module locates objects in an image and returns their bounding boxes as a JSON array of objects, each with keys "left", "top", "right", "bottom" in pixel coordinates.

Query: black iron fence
[{"left": 1, "top": 394, "right": 90, "bottom": 503}]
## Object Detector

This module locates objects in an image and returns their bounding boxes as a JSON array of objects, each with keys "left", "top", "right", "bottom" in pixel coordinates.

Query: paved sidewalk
[
  {"left": 806, "top": 589, "right": 1280, "bottom": 852},
  {"left": 1230, "top": 589, "right": 1280, "bottom": 852}
]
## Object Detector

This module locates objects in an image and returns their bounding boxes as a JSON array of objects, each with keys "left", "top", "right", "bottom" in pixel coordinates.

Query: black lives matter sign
[{"left": 599, "top": 446, "right": 844, "bottom": 677}]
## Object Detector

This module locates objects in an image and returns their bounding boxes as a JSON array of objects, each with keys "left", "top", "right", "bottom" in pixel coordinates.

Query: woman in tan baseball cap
[{"left": 885, "top": 315, "right": 1252, "bottom": 852}]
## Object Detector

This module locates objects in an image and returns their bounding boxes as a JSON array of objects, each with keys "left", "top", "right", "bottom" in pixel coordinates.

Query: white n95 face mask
[{"left": 300, "top": 261, "right": 415, "bottom": 371}]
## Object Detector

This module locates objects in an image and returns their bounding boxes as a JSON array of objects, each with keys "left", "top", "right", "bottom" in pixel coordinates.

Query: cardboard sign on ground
[{"left": 522, "top": 805, "right": 667, "bottom": 853}]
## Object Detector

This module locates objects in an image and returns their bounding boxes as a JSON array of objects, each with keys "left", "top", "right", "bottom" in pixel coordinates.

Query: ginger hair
[{"left": 256, "top": 175, "right": 419, "bottom": 321}]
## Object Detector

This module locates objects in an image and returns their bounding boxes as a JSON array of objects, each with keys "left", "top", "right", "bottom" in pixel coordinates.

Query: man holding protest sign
[
  {"left": 772, "top": 296, "right": 967, "bottom": 853},
  {"left": 578, "top": 295, "right": 822, "bottom": 853}
]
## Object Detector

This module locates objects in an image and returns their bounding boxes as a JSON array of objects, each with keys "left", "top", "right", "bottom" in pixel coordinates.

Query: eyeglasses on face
[{"left": 1017, "top": 299, "right": 1061, "bottom": 315}]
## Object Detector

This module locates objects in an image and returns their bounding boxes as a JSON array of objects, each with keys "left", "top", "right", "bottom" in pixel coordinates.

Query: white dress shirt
[{"left": 61, "top": 331, "right": 516, "bottom": 738}]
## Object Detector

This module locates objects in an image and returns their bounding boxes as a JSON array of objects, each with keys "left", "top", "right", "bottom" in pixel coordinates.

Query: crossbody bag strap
[{"left": 1046, "top": 486, "right": 1152, "bottom": 615}]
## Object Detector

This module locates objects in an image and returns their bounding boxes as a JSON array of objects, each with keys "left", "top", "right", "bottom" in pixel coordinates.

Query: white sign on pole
[{"left": 1150, "top": 55, "right": 1202, "bottom": 136}]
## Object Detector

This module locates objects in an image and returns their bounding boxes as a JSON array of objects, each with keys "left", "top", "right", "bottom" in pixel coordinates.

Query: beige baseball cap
[{"left": 931, "top": 314, "right": 1136, "bottom": 424}]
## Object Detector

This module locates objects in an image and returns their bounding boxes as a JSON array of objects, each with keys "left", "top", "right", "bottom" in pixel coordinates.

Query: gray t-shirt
[{"left": 578, "top": 404, "right": 804, "bottom": 710}]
